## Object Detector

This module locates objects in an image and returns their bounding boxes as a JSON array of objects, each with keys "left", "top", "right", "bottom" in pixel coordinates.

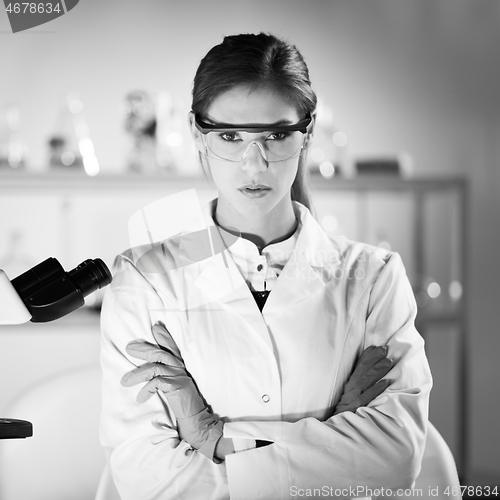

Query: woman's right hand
[
  {"left": 121, "top": 323, "right": 205, "bottom": 417},
  {"left": 333, "top": 345, "right": 394, "bottom": 415},
  {"left": 121, "top": 323, "right": 224, "bottom": 461}
]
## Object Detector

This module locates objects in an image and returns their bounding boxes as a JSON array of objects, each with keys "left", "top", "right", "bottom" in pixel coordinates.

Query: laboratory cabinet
[{"left": 0, "top": 171, "right": 468, "bottom": 479}]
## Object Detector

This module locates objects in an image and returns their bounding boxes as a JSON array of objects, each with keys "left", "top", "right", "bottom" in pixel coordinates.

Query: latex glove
[
  {"left": 121, "top": 323, "right": 223, "bottom": 460},
  {"left": 333, "top": 345, "right": 394, "bottom": 415}
]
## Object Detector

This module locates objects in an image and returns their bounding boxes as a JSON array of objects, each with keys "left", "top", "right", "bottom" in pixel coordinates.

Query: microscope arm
[{"left": 0, "top": 269, "right": 32, "bottom": 325}]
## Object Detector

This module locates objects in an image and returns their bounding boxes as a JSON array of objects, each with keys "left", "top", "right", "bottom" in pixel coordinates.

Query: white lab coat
[{"left": 100, "top": 199, "right": 432, "bottom": 500}]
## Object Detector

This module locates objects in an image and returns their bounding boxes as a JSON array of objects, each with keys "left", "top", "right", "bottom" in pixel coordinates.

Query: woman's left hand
[{"left": 333, "top": 345, "right": 394, "bottom": 415}]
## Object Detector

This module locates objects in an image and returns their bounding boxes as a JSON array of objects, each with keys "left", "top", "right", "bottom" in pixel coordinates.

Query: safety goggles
[{"left": 194, "top": 113, "right": 313, "bottom": 163}]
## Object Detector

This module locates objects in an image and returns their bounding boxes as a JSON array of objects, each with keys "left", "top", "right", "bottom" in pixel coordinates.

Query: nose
[{"left": 240, "top": 141, "right": 268, "bottom": 174}]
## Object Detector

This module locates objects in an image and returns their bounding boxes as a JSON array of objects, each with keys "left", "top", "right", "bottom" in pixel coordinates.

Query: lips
[
  {"left": 238, "top": 184, "right": 272, "bottom": 199},
  {"left": 239, "top": 184, "right": 271, "bottom": 191}
]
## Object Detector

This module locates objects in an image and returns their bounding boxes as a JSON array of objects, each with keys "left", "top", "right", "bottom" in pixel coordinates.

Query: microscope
[{"left": 0, "top": 257, "right": 112, "bottom": 438}]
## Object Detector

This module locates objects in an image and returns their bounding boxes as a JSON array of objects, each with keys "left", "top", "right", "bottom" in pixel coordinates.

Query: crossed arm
[{"left": 121, "top": 323, "right": 395, "bottom": 461}]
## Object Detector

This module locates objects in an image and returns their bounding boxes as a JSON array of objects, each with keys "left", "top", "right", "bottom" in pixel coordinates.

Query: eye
[
  {"left": 218, "top": 132, "right": 242, "bottom": 142},
  {"left": 266, "top": 132, "right": 290, "bottom": 141}
]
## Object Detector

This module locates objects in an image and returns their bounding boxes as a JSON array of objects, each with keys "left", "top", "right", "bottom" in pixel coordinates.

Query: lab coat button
[
  {"left": 257, "top": 264, "right": 263, "bottom": 271},
  {"left": 261, "top": 394, "right": 270, "bottom": 403}
]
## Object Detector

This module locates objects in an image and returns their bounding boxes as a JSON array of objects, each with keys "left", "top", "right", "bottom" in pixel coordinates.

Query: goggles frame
[
  {"left": 194, "top": 113, "right": 313, "bottom": 135},
  {"left": 194, "top": 113, "right": 313, "bottom": 164}
]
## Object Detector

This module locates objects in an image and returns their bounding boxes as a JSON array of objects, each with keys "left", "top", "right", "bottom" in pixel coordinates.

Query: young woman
[{"left": 100, "top": 33, "right": 432, "bottom": 500}]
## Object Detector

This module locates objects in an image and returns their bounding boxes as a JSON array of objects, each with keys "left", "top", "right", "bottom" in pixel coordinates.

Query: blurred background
[{"left": 0, "top": 0, "right": 499, "bottom": 496}]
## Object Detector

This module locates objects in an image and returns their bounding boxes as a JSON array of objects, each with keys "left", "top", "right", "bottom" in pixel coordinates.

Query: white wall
[{"left": 1, "top": 0, "right": 499, "bottom": 483}]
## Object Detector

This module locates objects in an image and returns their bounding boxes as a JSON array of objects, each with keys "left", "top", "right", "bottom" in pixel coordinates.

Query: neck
[{"left": 214, "top": 197, "right": 298, "bottom": 251}]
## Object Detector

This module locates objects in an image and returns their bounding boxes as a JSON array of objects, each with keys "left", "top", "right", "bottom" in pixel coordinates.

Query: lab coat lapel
[
  {"left": 173, "top": 202, "right": 274, "bottom": 350},
  {"left": 172, "top": 208, "right": 247, "bottom": 313},
  {"left": 262, "top": 248, "right": 325, "bottom": 325},
  {"left": 262, "top": 203, "right": 342, "bottom": 325},
  {"left": 191, "top": 246, "right": 277, "bottom": 351}
]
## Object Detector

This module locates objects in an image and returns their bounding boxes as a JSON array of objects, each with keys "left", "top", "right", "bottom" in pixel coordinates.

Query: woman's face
[{"left": 190, "top": 85, "right": 303, "bottom": 223}]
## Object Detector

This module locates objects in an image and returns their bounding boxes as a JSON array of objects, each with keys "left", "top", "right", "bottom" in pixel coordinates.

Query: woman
[{"left": 100, "top": 33, "right": 432, "bottom": 499}]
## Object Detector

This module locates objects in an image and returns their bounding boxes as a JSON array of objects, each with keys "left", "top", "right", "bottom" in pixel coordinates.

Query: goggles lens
[
  {"left": 195, "top": 114, "right": 312, "bottom": 163},
  {"left": 205, "top": 130, "right": 305, "bottom": 163}
]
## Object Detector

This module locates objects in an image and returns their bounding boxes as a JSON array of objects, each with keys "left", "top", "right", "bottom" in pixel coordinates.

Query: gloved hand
[
  {"left": 333, "top": 345, "right": 394, "bottom": 415},
  {"left": 121, "top": 323, "right": 223, "bottom": 461}
]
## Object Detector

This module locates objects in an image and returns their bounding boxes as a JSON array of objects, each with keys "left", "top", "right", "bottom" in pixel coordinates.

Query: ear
[
  {"left": 303, "top": 112, "right": 316, "bottom": 150},
  {"left": 188, "top": 111, "right": 205, "bottom": 154},
  {"left": 306, "top": 113, "right": 316, "bottom": 147}
]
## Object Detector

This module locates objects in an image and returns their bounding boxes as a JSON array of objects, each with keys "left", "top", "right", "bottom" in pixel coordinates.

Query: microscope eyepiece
[
  {"left": 68, "top": 258, "right": 112, "bottom": 297},
  {"left": 11, "top": 257, "right": 112, "bottom": 323}
]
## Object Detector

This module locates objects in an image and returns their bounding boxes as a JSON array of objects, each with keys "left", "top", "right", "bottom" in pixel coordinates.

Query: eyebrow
[{"left": 204, "top": 116, "right": 295, "bottom": 127}]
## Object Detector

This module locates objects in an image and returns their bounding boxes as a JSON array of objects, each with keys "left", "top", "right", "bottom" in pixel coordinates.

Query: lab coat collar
[
  {"left": 188, "top": 198, "right": 341, "bottom": 269},
  {"left": 292, "top": 201, "right": 342, "bottom": 268},
  {"left": 178, "top": 199, "right": 341, "bottom": 328}
]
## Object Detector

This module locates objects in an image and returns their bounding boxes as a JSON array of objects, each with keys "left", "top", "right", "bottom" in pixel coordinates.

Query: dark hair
[{"left": 192, "top": 33, "right": 317, "bottom": 212}]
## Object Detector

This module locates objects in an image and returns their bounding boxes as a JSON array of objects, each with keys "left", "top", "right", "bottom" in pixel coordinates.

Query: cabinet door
[
  {"left": 312, "top": 191, "right": 360, "bottom": 240},
  {"left": 422, "top": 189, "right": 464, "bottom": 314},
  {"left": 425, "top": 322, "right": 462, "bottom": 469},
  {"left": 312, "top": 190, "right": 416, "bottom": 283},
  {"left": 0, "top": 194, "right": 63, "bottom": 279}
]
